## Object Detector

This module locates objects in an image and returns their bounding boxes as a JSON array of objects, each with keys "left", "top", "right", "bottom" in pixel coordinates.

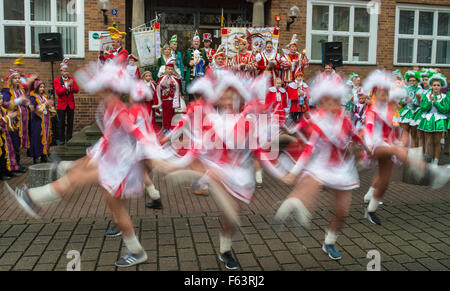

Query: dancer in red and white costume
[
  {"left": 361, "top": 70, "right": 450, "bottom": 225},
  {"left": 274, "top": 76, "right": 369, "bottom": 260},
  {"left": 157, "top": 58, "right": 182, "bottom": 133},
  {"left": 265, "top": 76, "right": 288, "bottom": 126},
  {"left": 6, "top": 61, "right": 163, "bottom": 268},
  {"left": 287, "top": 70, "right": 311, "bottom": 124}
]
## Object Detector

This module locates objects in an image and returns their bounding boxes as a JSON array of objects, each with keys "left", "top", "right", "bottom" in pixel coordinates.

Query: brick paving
[{"left": 0, "top": 153, "right": 448, "bottom": 271}]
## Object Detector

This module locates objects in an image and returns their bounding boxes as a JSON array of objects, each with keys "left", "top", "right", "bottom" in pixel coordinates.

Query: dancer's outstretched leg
[
  {"left": 274, "top": 175, "right": 321, "bottom": 227},
  {"left": 6, "top": 156, "right": 98, "bottom": 218},
  {"left": 102, "top": 189, "right": 148, "bottom": 267}
]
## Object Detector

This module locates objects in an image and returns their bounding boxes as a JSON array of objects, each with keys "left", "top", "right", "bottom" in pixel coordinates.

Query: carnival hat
[
  {"left": 309, "top": 75, "right": 349, "bottom": 105},
  {"left": 60, "top": 58, "right": 70, "bottom": 71},
  {"left": 428, "top": 73, "right": 447, "bottom": 89},
  {"left": 203, "top": 33, "right": 212, "bottom": 42},
  {"left": 363, "top": 70, "right": 396, "bottom": 93},
  {"left": 404, "top": 70, "right": 420, "bottom": 82},
  {"left": 14, "top": 54, "right": 25, "bottom": 65}
]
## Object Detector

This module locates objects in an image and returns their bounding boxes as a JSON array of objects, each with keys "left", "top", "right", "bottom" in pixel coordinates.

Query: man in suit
[{"left": 53, "top": 59, "right": 78, "bottom": 145}]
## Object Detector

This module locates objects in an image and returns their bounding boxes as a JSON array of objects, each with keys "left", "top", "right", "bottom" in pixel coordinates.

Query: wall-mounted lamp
[
  {"left": 275, "top": 15, "right": 281, "bottom": 27},
  {"left": 286, "top": 6, "right": 299, "bottom": 31},
  {"left": 97, "top": 0, "right": 111, "bottom": 25}
]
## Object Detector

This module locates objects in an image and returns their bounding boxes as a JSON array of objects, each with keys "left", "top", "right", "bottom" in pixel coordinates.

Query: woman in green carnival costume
[
  {"left": 415, "top": 69, "right": 435, "bottom": 151},
  {"left": 398, "top": 71, "right": 421, "bottom": 147},
  {"left": 418, "top": 73, "right": 449, "bottom": 164},
  {"left": 345, "top": 73, "right": 362, "bottom": 112}
]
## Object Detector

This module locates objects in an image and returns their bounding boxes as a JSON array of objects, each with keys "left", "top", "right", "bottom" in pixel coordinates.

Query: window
[
  {"left": 0, "top": 0, "right": 84, "bottom": 58},
  {"left": 306, "top": 0, "right": 378, "bottom": 65},
  {"left": 395, "top": 4, "right": 450, "bottom": 67}
]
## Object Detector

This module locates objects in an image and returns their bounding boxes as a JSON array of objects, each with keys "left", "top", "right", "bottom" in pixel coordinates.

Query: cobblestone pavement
[{"left": 0, "top": 154, "right": 449, "bottom": 271}]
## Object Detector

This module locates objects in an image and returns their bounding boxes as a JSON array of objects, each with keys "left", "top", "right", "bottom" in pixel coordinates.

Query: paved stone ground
[{"left": 0, "top": 152, "right": 449, "bottom": 271}]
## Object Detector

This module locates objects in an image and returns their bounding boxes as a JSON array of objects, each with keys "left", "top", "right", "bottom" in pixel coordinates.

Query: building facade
[{"left": 0, "top": 0, "right": 449, "bottom": 130}]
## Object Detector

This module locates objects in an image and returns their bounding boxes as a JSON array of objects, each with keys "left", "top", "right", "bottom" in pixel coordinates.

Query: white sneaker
[
  {"left": 407, "top": 147, "right": 425, "bottom": 181},
  {"left": 57, "top": 161, "right": 74, "bottom": 179},
  {"left": 429, "top": 164, "right": 450, "bottom": 190},
  {"left": 274, "top": 198, "right": 311, "bottom": 227}
]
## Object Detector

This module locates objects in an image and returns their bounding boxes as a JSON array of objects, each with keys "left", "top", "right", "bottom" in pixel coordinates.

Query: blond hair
[{"left": 8, "top": 73, "right": 20, "bottom": 89}]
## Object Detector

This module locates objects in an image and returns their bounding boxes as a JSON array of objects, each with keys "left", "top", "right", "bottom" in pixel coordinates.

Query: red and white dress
[
  {"left": 87, "top": 97, "right": 150, "bottom": 199},
  {"left": 287, "top": 81, "right": 310, "bottom": 114},
  {"left": 157, "top": 73, "right": 181, "bottom": 130},
  {"left": 285, "top": 109, "right": 364, "bottom": 190},
  {"left": 265, "top": 86, "right": 288, "bottom": 125},
  {"left": 364, "top": 103, "right": 401, "bottom": 153},
  {"left": 255, "top": 50, "right": 283, "bottom": 85}
]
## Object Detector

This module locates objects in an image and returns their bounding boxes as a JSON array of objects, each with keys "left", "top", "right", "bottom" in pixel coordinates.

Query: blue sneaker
[
  {"left": 322, "top": 243, "right": 342, "bottom": 260},
  {"left": 105, "top": 225, "right": 122, "bottom": 237}
]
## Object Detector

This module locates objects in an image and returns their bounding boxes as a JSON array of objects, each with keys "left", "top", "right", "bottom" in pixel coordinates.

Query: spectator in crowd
[{"left": 54, "top": 58, "right": 78, "bottom": 145}]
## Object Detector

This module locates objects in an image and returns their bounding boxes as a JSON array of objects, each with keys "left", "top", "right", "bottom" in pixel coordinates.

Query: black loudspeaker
[
  {"left": 322, "top": 42, "right": 343, "bottom": 68},
  {"left": 39, "top": 33, "right": 63, "bottom": 62}
]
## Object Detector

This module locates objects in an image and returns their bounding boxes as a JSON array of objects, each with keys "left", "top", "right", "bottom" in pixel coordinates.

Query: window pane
[
  {"left": 354, "top": 8, "right": 370, "bottom": 32},
  {"left": 31, "top": 26, "right": 52, "bottom": 54},
  {"left": 311, "top": 35, "right": 328, "bottom": 61},
  {"left": 58, "top": 27, "right": 77, "bottom": 55},
  {"left": 312, "top": 5, "right": 329, "bottom": 31},
  {"left": 4, "top": 0, "right": 24, "bottom": 20},
  {"left": 438, "top": 13, "right": 450, "bottom": 36},
  {"left": 57, "top": 0, "right": 77, "bottom": 22},
  {"left": 419, "top": 12, "right": 434, "bottom": 35},
  {"left": 437, "top": 40, "right": 450, "bottom": 64},
  {"left": 4, "top": 26, "right": 25, "bottom": 53},
  {"left": 333, "top": 6, "right": 349, "bottom": 32},
  {"left": 353, "top": 37, "right": 369, "bottom": 62},
  {"left": 399, "top": 10, "right": 415, "bottom": 34},
  {"left": 31, "top": 0, "right": 51, "bottom": 21},
  {"left": 397, "top": 38, "right": 413, "bottom": 63},
  {"left": 417, "top": 39, "right": 432, "bottom": 64},
  {"left": 333, "top": 36, "right": 348, "bottom": 62}
]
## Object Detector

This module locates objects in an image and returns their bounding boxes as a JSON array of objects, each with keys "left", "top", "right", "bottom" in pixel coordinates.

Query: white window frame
[
  {"left": 394, "top": 4, "right": 450, "bottom": 67},
  {"left": 306, "top": 0, "right": 378, "bottom": 65},
  {"left": 0, "top": 0, "right": 85, "bottom": 58}
]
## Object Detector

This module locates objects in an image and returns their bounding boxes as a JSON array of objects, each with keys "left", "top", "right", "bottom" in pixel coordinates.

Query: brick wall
[
  {"left": 268, "top": 0, "right": 450, "bottom": 82},
  {"left": 0, "top": 0, "right": 126, "bottom": 131}
]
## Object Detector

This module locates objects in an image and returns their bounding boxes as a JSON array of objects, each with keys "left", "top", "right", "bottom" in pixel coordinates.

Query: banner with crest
[
  {"left": 132, "top": 22, "right": 161, "bottom": 67},
  {"left": 221, "top": 27, "right": 280, "bottom": 61}
]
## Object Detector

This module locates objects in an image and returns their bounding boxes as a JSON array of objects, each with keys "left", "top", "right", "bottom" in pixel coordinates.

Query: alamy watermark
[
  {"left": 367, "top": 0, "right": 381, "bottom": 15},
  {"left": 168, "top": 107, "right": 281, "bottom": 160},
  {"left": 366, "top": 250, "right": 381, "bottom": 271},
  {"left": 66, "top": 250, "right": 81, "bottom": 271}
]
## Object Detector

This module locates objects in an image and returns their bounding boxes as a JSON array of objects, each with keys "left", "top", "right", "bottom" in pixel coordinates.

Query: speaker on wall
[
  {"left": 39, "top": 33, "right": 63, "bottom": 62},
  {"left": 322, "top": 42, "right": 343, "bottom": 68}
]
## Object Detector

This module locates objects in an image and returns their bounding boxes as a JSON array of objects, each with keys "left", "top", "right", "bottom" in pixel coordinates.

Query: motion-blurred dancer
[{"left": 274, "top": 76, "right": 368, "bottom": 260}]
